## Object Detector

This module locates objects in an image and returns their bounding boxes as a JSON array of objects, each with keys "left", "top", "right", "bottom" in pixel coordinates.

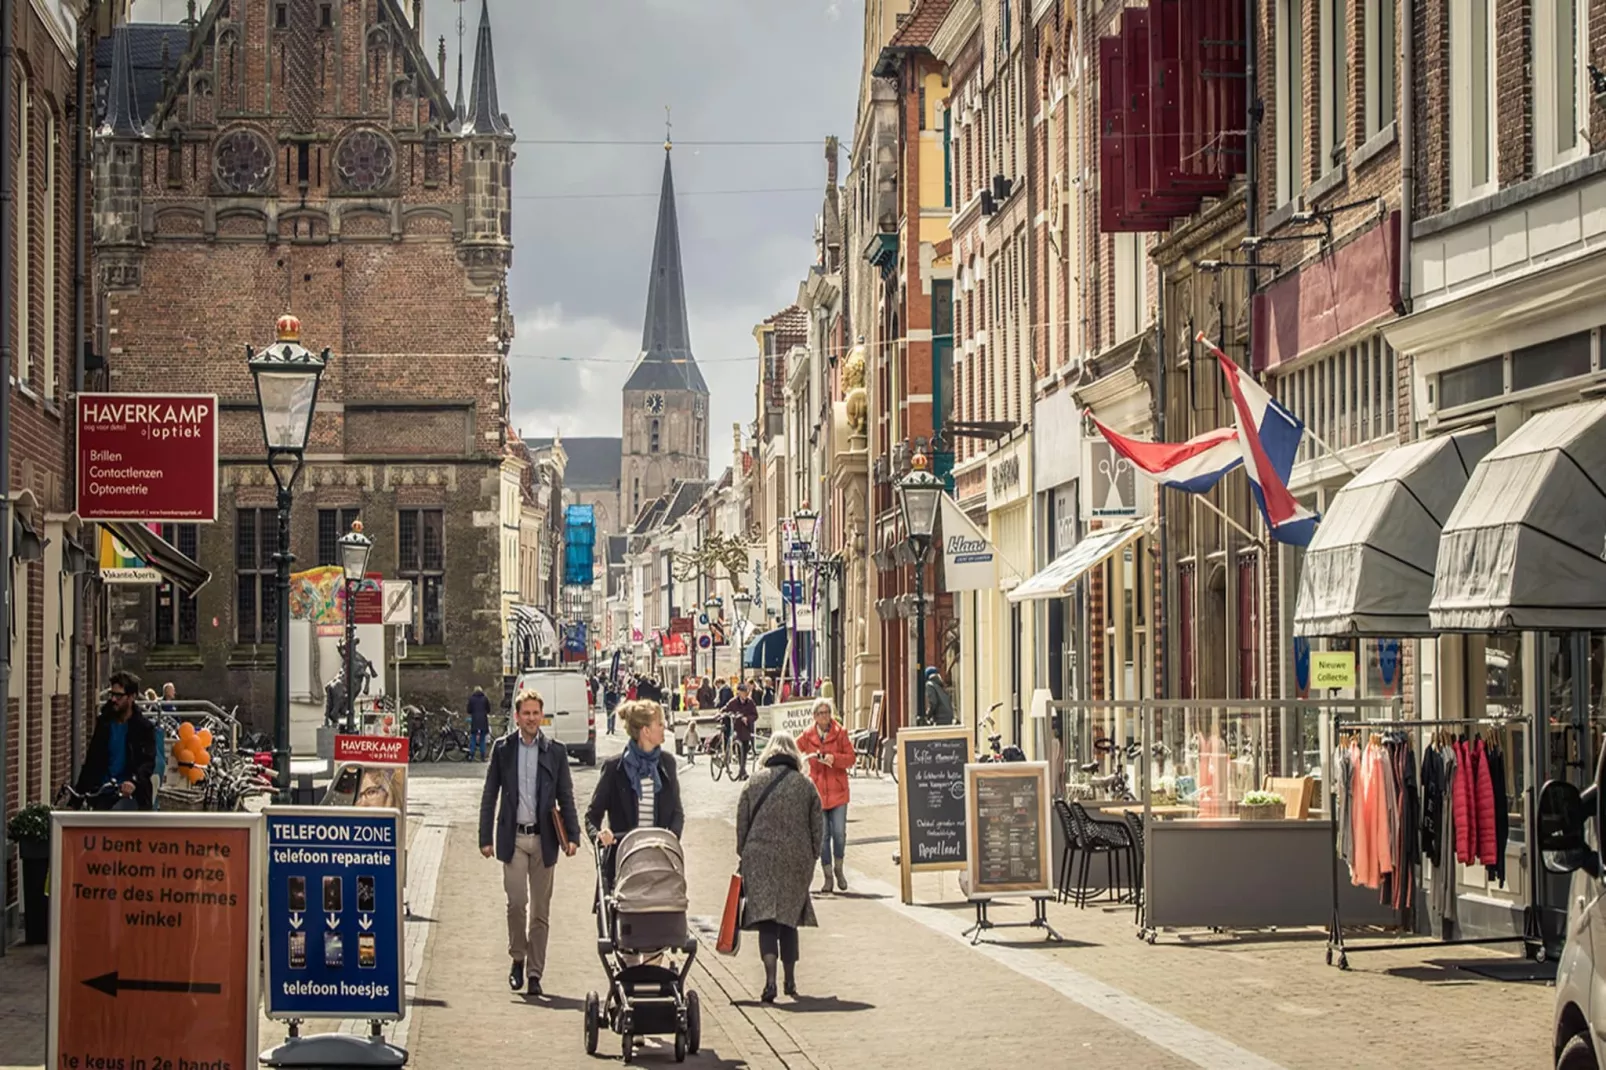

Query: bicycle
[
  {"left": 430, "top": 709, "right": 472, "bottom": 762},
  {"left": 404, "top": 706, "right": 433, "bottom": 763},
  {"left": 55, "top": 782, "right": 126, "bottom": 811},
  {"left": 707, "top": 717, "right": 734, "bottom": 782}
]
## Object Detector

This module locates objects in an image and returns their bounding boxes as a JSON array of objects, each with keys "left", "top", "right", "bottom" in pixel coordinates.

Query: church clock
[{"left": 644, "top": 392, "right": 665, "bottom": 414}]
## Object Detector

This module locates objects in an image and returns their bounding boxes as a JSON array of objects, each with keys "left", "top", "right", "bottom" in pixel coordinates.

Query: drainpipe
[
  {"left": 0, "top": 0, "right": 16, "bottom": 957},
  {"left": 1398, "top": 0, "right": 1415, "bottom": 319},
  {"left": 70, "top": 1, "right": 91, "bottom": 784},
  {"left": 1155, "top": 266, "right": 1169, "bottom": 700}
]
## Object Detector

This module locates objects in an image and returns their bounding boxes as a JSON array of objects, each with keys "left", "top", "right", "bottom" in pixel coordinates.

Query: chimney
[{"left": 825, "top": 136, "right": 839, "bottom": 186}]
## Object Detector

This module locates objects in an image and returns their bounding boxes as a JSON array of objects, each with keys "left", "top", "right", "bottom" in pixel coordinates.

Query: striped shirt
[{"left": 638, "top": 776, "right": 657, "bottom": 829}]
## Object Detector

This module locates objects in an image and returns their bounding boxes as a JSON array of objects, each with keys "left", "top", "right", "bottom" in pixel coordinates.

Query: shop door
[{"left": 1536, "top": 632, "right": 1596, "bottom": 941}]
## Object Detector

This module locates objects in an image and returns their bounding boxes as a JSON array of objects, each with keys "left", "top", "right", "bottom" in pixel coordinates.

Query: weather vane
[{"left": 664, "top": 105, "right": 673, "bottom": 152}]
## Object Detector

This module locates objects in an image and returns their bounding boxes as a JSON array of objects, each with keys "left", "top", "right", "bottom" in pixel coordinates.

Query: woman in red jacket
[{"left": 797, "top": 699, "right": 856, "bottom": 892}]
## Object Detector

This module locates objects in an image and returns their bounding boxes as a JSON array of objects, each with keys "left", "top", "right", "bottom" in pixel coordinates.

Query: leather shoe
[
  {"left": 508, "top": 960, "right": 524, "bottom": 992},
  {"left": 784, "top": 980, "right": 798, "bottom": 998},
  {"left": 527, "top": 975, "right": 543, "bottom": 997},
  {"left": 760, "top": 982, "right": 777, "bottom": 1004}
]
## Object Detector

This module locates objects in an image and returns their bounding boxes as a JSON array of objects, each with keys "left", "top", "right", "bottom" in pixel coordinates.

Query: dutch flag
[
  {"left": 1087, "top": 415, "right": 1243, "bottom": 494},
  {"left": 1198, "top": 333, "right": 1321, "bottom": 547}
]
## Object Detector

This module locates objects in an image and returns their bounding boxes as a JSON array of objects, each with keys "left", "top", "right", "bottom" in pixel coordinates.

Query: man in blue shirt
[{"left": 74, "top": 671, "right": 159, "bottom": 810}]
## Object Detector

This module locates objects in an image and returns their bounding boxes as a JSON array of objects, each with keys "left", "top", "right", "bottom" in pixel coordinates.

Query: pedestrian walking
[
  {"left": 585, "top": 700, "right": 685, "bottom": 872},
  {"left": 797, "top": 699, "right": 855, "bottom": 893},
  {"left": 924, "top": 667, "right": 955, "bottom": 726},
  {"left": 604, "top": 678, "right": 620, "bottom": 735},
  {"left": 696, "top": 675, "right": 716, "bottom": 714},
  {"left": 716, "top": 676, "right": 733, "bottom": 710},
  {"left": 478, "top": 687, "right": 581, "bottom": 996},
  {"left": 723, "top": 682, "right": 760, "bottom": 780},
  {"left": 467, "top": 685, "right": 492, "bottom": 761},
  {"left": 736, "top": 731, "right": 823, "bottom": 1002},
  {"left": 761, "top": 678, "right": 776, "bottom": 707},
  {"left": 74, "top": 671, "right": 159, "bottom": 811}
]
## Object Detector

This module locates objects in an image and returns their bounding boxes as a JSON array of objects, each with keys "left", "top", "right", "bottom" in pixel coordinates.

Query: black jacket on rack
[
  {"left": 1486, "top": 746, "right": 1508, "bottom": 886},
  {"left": 1420, "top": 745, "right": 1444, "bottom": 864}
]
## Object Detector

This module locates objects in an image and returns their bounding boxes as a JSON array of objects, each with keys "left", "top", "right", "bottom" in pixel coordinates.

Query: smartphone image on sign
[
  {"left": 288, "top": 876, "right": 306, "bottom": 913},
  {"left": 358, "top": 933, "right": 376, "bottom": 968},
  {"left": 323, "top": 875, "right": 342, "bottom": 913},
  {"left": 357, "top": 876, "right": 375, "bottom": 913},
  {"left": 325, "top": 932, "right": 343, "bottom": 969},
  {"left": 289, "top": 930, "right": 306, "bottom": 970}
]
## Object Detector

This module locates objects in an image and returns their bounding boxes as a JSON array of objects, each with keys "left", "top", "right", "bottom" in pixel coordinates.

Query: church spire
[
  {"left": 463, "top": 0, "right": 512, "bottom": 136},
  {"left": 626, "top": 146, "right": 707, "bottom": 394},
  {"left": 101, "top": 26, "right": 145, "bottom": 138}
]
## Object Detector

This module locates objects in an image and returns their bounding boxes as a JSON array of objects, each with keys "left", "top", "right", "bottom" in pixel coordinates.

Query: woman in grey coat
[{"left": 736, "top": 731, "right": 823, "bottom": 1002}]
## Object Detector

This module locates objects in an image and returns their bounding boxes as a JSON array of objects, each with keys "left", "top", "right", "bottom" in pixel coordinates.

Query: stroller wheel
[
  {"left": 675, "top": 1030, "right": 687, "bottom": 1063},
  {"left": 621, "top": 1031, "right": 634, "bottom": 1064},
  {"left": 686, "top": 989, "right": 701, "bottom": 1053},
  {"left": 583, "top": 992, "right": 600, "bottom": 1055}
]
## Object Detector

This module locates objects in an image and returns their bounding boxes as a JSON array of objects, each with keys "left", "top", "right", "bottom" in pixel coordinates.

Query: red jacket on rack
[
  {"left": 1474, "top": 739, "right": 1498, "bottom": 864},
  {"left": 1453, "top": 740, "right": 1474, "bottom": 865}
]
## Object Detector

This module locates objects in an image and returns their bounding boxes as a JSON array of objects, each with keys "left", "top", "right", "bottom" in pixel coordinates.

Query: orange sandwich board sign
[{"left": 48, "top": 812, "right": 262, "bottom": 1070}]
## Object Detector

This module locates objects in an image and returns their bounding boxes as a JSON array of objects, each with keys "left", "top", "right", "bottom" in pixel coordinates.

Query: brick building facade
[{"left": 91, "top": 0, "right": 515, "bottom": 720}]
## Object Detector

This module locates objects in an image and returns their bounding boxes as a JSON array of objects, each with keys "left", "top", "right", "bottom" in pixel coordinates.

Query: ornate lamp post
[
  {"left": 248, "top": 314, "right": 328, "bottom": 801},
  {"left": 703, "top": 594, "right": 722, "bottom": 680},
  {"left": 788, "top": 505, "right": 817, "bottom": 691},
  {"left": 897, "top": 453, "right": 943, "bottom": 725},
  {"left": 338, "top": 521, "right": 374, "bottom": 732},
  {"left": 732, "top": 590, "right": 753, "bottom": 647}
]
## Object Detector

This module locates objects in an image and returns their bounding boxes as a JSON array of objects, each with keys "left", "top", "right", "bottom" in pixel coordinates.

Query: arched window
[{"left": 650, "top": 419, "right": 661, "bottom": 453}]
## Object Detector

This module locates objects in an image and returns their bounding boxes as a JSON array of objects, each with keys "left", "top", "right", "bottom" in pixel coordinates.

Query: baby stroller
[{"left": 586, "top": 827, "right": 701, "bottom": 1063}]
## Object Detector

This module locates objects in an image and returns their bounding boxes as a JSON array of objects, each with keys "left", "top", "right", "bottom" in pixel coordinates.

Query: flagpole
[
  {"left": 1191, "top": 491, "right": 1266, "bottom": 547},
  {"left": 1300, "top": 428, "right": 1360, "bottom": 476}
]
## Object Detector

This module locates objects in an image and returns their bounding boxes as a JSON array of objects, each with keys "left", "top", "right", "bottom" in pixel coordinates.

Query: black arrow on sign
[{"left": 82, "top": 971, "right": 222, "bottom": 997}]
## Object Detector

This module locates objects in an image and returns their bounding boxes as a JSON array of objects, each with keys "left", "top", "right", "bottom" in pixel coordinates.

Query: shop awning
[
  {"left": 1430, "top": 399, "right": 1606, "bottom": 632},
  {"left": 1007, "top": 521, "right": 1145, "bottom": 603},
  {"left": 742, "top": 627, "right": 812, "bottom": 672},
  {"left": 102, "top": 521, "right": 210, "bottom": 595},
  {"left": 1294, "top": 432, "right": 1491, "bottom": 637}
]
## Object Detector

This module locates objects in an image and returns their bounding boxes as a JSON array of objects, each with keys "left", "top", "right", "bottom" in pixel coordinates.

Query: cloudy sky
[{"left": 133, "top": 0, "right": 864, "bottom": 476}]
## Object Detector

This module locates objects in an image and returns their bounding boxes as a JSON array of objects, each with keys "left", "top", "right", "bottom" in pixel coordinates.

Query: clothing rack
[{"left": 1326, "top": 716, "right": 1543, "bottom": 970}]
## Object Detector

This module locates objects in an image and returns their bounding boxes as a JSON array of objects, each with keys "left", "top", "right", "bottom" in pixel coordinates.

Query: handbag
[{"left": 716, "top": 768, "right": 792, "bottom": 956}]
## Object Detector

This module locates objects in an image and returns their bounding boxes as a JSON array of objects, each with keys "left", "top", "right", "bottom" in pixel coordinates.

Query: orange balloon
[
  {"left": 196, "top": 728, "right": 213, "bottom": 748},
  {"left": 178, "top": 721, "right": 196, "bottom": 739},
  {"left": 192, "top": 750, "right": 212, "bottom": 766},
  {"left": 174, "top": 746, "right": 195, "bottom": 765},
  {"left": 183, "top": 766, "right": 205, "bottom": 784}
]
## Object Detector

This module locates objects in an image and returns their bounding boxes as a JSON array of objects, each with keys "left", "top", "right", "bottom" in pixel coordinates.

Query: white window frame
[
  {"left": 15, "top": 72, "right": 29, "bottom": 386},
  {"left": 1450, "top": 0, "right": 1498, "bottom": 205},
  {"left": 42, "top": 107, "right": 55, "bottom": 400},
  {"left": 1363, "top": 0, "right": 1397, "bottom": 139},
  {"left": 1114, "top": 233, "right": 1146, "bottom": 343},
  {"left": 1533, "top": 0, "right": 1588, "bottom": 173},
  {"left": 1276, "top": 0, "right": 1307, "bottom": 205},
  {"left": 1319, "top": 0, "right": 1347, "bottom": 174}
]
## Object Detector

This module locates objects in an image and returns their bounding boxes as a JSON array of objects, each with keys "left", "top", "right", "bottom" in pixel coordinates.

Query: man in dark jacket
[
  {"left": 695, "top": 676, "right": 716, "bottom": 713},
  {"left": 467, "top": 686, "right": 493, "bottom": 761},
  {"left": 479, "top": 687, "right": 581, "bottom": 996},
  {"left": 75, "top": 671, "right": 159, "bottom": 811},
  {"left": 716, "top": 677, "right": 734, "bottom": 710},
  {"left": 723, "top": 683, "right": 761, "bottom": 780}
]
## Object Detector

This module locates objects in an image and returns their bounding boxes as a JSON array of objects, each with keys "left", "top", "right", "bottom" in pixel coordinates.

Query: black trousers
[{"left": 755, "top": 921, "right": 799, "bottom": 964}]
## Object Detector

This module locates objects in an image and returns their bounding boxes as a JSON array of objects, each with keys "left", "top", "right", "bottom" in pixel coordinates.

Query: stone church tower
[{"left": 621, "top": 145, "right": 709, "bottom": 521}]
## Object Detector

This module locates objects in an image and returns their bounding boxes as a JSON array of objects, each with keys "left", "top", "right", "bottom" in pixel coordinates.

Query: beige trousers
[{"left": 504, "top": 832, "right": 556, "bottom": 978}]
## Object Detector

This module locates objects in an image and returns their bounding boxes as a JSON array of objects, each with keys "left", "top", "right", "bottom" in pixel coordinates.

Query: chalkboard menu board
[
  {"left": 966, "top": 763, "right": 1051, "bottom": 895},
  {"left": 896, "top": 727, "right": 971, "bottom": 901}
]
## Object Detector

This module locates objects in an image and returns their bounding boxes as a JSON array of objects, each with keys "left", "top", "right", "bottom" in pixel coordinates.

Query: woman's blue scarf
[{"left": 622, "top": 740, "right": 662, "bottom": 799}]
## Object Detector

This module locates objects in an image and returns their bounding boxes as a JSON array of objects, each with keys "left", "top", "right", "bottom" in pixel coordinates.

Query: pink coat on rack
[{"left": 1350, "top": 743, "right": 1396, "bottom": 890}]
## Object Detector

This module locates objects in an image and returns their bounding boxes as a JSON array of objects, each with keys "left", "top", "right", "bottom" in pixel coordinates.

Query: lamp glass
[
  {"left": 898, "top": 472, "right": 943, "bottom": 542},
  {"left": 793, "top": 508, "right": 819, "bottom": 548},
  {"left": 252, "top": 367, "right": 321, "bottom": 453},
  {"left": 338, "top": 530, "right": 373, "bottom": 584}
]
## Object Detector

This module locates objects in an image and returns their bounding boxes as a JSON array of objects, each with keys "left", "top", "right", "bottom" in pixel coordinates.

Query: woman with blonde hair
[
  {"left": 736, "top": 730, "right": 823, "bottom": 1001},
  {"left": 586, "top": 700, "right": 685, "bottom": 886}
]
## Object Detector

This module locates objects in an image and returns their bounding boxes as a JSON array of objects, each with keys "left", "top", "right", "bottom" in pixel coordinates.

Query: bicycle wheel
[
  {"left": 708, "top": 738, "right": 725, "bottom": 782},
  {"left": 444, "top": 729, "right": 470, "bottom": 761}
]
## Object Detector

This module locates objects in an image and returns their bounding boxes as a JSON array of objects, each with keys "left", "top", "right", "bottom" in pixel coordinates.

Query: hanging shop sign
[
  {"left": 939, "top": 496, "right": 997, "bottom": 592},
  {"left": 76, "top": 393, "right": 218, "bottom": 522},
  {"left": 48, "top": 812, "right": 262, "bottom": 1070},
  {"left": 986, "top": 437, "right": 1030, "bottom": 511},
  {"left": 263, "top": 807, "right": 405, "bottom": 1020},
  {"left": 1086, "top": 437, "right": 1145, "bottom": 519},
  {"left": 97, "top": 527, "right": 164, "bottom": 585},
  {"left": 1311, "top": 651, "right": 1356, "bottom": 689}
]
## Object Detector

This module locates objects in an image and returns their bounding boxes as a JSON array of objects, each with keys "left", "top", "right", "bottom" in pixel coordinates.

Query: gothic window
[
  {"left": 217, "top": 28, "right": 241, "bottom": 112},
  {"left": 213, "top": 128, "right": 274, "bottom": 194},
  {"left": 422, "top": 128, "right": 441, "bottom": 185},
  {"left": 650, "top": 419, "right": 661, "bottom": 454},
  {"left": 334, "top": 129, "right": 396, "bottom": 193},
  {"left": 167, "top": 130, "right": 183, "bottom": 186}
]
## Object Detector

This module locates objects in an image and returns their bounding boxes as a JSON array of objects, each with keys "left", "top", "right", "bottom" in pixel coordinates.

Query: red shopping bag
[{"left": 716, "top": 874, "right": 743, "bottom": 955}]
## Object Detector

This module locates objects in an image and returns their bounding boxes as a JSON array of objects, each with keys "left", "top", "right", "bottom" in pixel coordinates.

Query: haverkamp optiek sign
[{"left": 77, "top": 393, "right": 218, "bottom": 522}]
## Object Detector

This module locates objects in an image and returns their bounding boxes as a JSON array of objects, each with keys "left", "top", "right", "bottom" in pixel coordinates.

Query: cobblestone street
[{"left": 0, "top": 731, "right": 1557, "bottom": 1069}]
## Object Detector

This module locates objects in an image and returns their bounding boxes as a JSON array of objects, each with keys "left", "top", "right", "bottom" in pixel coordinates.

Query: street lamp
[
  {"left": 703, "top": 595, "right": 722, "bottom": 680},
  {"left": 898, "top": 452, "right": 943, "bottom": 725},
  {"left": 248, "top": 314, "right": 328, "bottom": 801},
  {"left": 786, "top": 505, "right": 818, "bottom": 693},
  {"left": 338, "top": 520, "right": 374, "bottom": 732}
]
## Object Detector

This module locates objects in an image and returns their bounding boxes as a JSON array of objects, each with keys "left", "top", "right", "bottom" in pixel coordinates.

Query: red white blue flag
[
  {"left": 1198, "top": 334, "right": 1320, "bottom": 547},
  {"left": 1087, "top": 415, "right": 1243, "bottom": 493}
]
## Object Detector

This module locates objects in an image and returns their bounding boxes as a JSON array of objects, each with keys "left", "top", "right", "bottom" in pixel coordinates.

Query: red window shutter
[{"left": 1099, "top": 34, "right": 1172, "bottom": 233}]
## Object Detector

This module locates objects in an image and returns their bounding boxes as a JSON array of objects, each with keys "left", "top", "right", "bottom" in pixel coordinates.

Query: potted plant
[
  {"left": 1238, "top": 790, "right": 1286, "bottom": 822},
  {"left": 7, "top": 802, "right": 52, "bottom": 944}
]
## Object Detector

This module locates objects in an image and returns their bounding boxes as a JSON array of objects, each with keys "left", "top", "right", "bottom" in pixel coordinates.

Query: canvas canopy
[
  {"left": 1294, "top": 432, "right": 1491, "bottom": 637},
  {"left": 1007, "top": 521, "right": 1145, "bottom": 603},
  {"left": 1430, "top": 399, "right": 1606, "bottom": 632},
  {"left": 613, "top": 827, "right": 688, "bottom": 914}
]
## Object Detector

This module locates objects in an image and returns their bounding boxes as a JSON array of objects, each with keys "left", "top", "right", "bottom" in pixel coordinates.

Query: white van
[
  {"left": 510, "top": 669, "right": 597, "bottom": 766},
  {"left": 1540, "top": 776, "right": 1606, "bottom": 1068}
]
